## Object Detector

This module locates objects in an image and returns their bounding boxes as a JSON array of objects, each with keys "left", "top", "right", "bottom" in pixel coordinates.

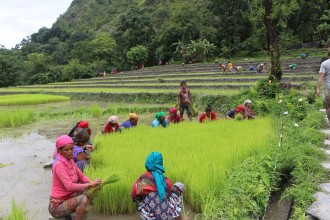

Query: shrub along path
[{"left": 306, "top": 113, "right": 330, "bottom": 219}]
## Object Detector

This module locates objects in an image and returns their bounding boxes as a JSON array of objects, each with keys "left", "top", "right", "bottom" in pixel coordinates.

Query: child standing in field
[{"left": 176, "top": 81, "right": 193, "bottom": 121}]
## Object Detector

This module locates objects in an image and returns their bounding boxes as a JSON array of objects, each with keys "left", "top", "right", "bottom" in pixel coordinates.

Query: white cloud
[{"left": 0, "top": 0, "right": 72, "bottom": 49}]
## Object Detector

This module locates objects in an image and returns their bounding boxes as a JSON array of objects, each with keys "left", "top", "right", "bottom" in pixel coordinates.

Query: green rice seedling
[
  {"left": 2, "top": 199, "right": 28, "bottom": 220},
  {"left": 86, "top": 118, "right": 274, "bottom": 215},
  {"left": 86, "top": 174, "right": 121, "bottom": 198},
  {"left": 0, "top": 163, "right": 13, "bottom": 168},
  {"left": 0, "top": 94, "right": 70, "bottom": 106},
  {"left": 90, "top": 104, "right": 102, "bottom": 118},
  {"left": 0, "top": 110, "right": 35, "bottom": 128}
]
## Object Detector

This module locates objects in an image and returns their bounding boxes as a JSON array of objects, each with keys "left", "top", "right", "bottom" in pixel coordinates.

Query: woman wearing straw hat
[
  {"left": 131, "top": 152, "right": 184, "bottom": 220},
  {"left": 49, "top": 135, "right": 102, "bottom": 220},
  {"left": 243, "top": 99, "right": 257, "bottom": 119}
]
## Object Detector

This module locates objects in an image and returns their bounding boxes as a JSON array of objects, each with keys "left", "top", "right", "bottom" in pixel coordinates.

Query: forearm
[{"left": 317, "top": 73, "right": 325, "bottom": 90}]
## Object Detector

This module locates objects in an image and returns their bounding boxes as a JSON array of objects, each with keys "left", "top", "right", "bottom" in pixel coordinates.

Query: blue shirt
[
  {"left": 226, "top": 109, "right": 236, "bottom": 119},
  {"left": 151, "top": 119, "right": 168, "bottom": 128},
  {"left": 120, "top": 120, "right": 136, "bottom": 128}
]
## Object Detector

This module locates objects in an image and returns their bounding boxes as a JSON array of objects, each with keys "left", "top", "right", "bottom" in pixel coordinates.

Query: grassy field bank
[{"left": 0, "top": 94, "right": 70, "bottom": 106}]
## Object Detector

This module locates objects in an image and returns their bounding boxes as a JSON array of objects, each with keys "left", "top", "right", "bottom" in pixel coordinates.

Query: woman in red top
[
  {"left": 103, "top": 115, "right": 120, "bottom": 134},
  {"left": 199, "top": 105, "right": 217, "bottom": 123},
  {"left": 167, "top": 107, "right": 183, "bottom": 124}
]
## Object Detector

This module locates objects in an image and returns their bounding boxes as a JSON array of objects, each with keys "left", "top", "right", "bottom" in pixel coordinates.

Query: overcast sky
[{"left": 0, "top": 0, "right": 72, "bottom": 49}]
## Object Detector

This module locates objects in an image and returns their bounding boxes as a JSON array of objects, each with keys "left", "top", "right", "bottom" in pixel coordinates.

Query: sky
[{"left": 0, "top": 0, "right": 72, "bottom": 49}]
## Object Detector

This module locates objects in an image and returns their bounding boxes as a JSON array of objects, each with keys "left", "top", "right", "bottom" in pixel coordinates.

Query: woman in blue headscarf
[{"left": 131, "top": 152, "right": 184, "bottom": 220}]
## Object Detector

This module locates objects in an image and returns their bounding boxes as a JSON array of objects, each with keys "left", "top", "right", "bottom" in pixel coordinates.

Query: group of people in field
[
  {"left": 49, "top": 80, "right": 257, "bottom": 220},
  {"left": 219, "top": 61, "right": 266, "bottom": 74}
]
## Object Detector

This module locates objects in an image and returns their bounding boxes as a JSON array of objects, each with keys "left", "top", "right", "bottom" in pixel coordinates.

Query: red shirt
[
  {"left": 103, "top": 123, "right": 119, "bottom": 133},
  {"left": 167, "top": 114, "right": 182, "bottom": 123},
  {"left": 199, "top": 112, "right": 217, "bottom": 123}
]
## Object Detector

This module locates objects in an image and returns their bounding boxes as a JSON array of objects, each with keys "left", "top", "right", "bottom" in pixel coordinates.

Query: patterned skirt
[{"left": 48, "top": 194, "right": 86, "bottom": 218}]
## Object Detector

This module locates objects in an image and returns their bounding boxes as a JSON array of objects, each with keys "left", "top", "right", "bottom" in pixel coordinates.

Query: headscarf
[
  {"left": 72, "top": 128, "right": 90, "bottom": 144},
  {"left": 155, "top": 111, "right": 165, "bottom": 120},
  {"left": 235, "top": 105, "right": 246, "bottom": 113},
  {"left": 243, "top": 99, "right": 252, "bottom": 106},
  {"left": 77, "top": 121, "right": 91, "bottom": 135},
  {"left": 169, "top": 108, "right": 177, "bottom": 114},
  {"left": 145, "top": 152, "right": 166, "bottom": 200},
  {"left": 108, "top": 115, "right": 119, "bottom": 124},
  {"left": 127, "top": 113, "right": 138, "bottom": 121},
  {"left": 56, "top": 135, "right": 74, "bottom": 151}
]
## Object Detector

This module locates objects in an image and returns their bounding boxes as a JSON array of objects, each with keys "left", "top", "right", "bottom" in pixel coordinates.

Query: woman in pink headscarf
[
  {"left": 103, "top": 115, "right": 120, "bottom": 134},
  {"left": 49, "top": 135, "right": 102, "bottom": 220},
  {"left": 167, "top": 108, "right": 183, "bottom": 124}
]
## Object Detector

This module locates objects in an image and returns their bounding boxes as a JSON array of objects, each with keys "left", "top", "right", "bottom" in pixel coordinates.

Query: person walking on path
[
  {"left": 176, "top": 81, "right": 193, "bottom": 121},
  {"left": 317, "top": 48, "right": 330, "bottom": 126}
]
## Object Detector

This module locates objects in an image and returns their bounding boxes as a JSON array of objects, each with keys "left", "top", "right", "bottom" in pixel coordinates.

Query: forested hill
[{"left": 0, "top": 0, "right": 329, "bottom": 87}]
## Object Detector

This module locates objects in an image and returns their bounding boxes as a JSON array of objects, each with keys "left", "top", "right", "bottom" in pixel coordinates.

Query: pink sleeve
[
  {"left": 74, "top": 162, "right": 90, "bottom": 183},
  {"left": 55, "top": 163, "right": 89, "bottom": 192}
]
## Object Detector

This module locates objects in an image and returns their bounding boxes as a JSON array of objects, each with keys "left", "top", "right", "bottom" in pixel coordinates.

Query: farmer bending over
[
  {"left": 49, "top": 135, "right": 102, "bottom": 220},
  {"left": 131, "top": 152, "right": 184, "bottom": 220},
  {"left": 176, "top": 81, "right": 193, "bottom": 121},
  {"left": 199, "top": 105, "right": 217, "bottom": 123},
  {"left": 72, "top": 128, "right": 91, "bottom": 172},
  {"left": 243, "top": 99, "right": 257, "bottom": 119},
  {"left": 225, "top": 105, "right": 246, "bottom": 120},
  {"left": 120, "top": 113, "right": 139, "bottom": 129},
  {"left": 168, "top": 108, "right": 183, "bottom": 124},
  {"left": 103, "top": 115, "right": 120, "bottom": 133},
  {"left": 152, "top": 111, "right": 169, "bottom": 128}
]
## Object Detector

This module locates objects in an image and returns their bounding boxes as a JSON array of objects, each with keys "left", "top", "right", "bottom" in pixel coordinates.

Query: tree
[
  {"left": 127, "top": 45, "right": 148, "bottom": 68},
  {"left": 0, "top": 49, "right": 23, "bottom": 87},
  {"left": 252, "top": 0, "right": 298, "bottom": 81}
]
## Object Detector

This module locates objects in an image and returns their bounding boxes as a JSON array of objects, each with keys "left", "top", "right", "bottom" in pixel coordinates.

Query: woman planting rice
[
  {"left": 167, "top": 108, "right": 183, "bottom": 124},
  {"left": 199, "top": 105, "right": 217, "bottom": 123},
  {"left": 49, "top": 135, "right": 102, "bottom": 220},
  {"left": 131, "top": 152, "right": 184, "bottom": 220},
  {"left": 103, "top": 115, "right": 120, "bottom": 133},
  {"left": 120, "top": 113, "right": 139, "bottom": 129},
  {"left": 72, "top": 128, "right": 92, "bottom": 172},
  {"left": 243, "top": 99, "right": 257, "bottom": 119},
  {"left": 225, "top": 105, "right": 246, "bottom": 120},
  {"left": 152, "top": 111, "right": 169, "bottom": 128}
]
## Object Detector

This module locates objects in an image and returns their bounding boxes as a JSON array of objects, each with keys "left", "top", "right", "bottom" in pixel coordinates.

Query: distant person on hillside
[
  {"left": 249, "top": 65, "right": 255, "bottom": 71},
  {"left": 120, "top": 113, "right": 139, "bottom": 129},
  {"left": 289, "top": 63, "right": 297, "bottom": 70},
  {"left": 167, "top": 108, "right": 183, "bottom": 124},
  {"left": 220, "top": 63, "right": 226, "bottom": 73},
  {"left": 176, "top": 81, "right": 193, "bottom": 121},
  {"left": 228, "top": 61, "right": 233, "bottom": 73},
  {"left": 243, "top": 99, "right": 257, "bottom": 119},
  {"left": 142, "top": 63, "right": 145, "bottom": 71},
  {"left": 300, "top": 53, "right": 308, "bottom": 60},
  {"left": 317, "top": 48, "right": 330, "bottom": 126},
  {"left": 225, "top": 105, "right": 246, "bottom": 120},
  {"left": 152, "top": 111, "right": 169, "bottom": 128},
  {"left": 234, "top": 66, "right": 243, "bottom": 73},
  {"left": 257, "top": 63, "right": 266, "bottom": 73},
  {"left": 199, "top": 105, "right": 217, "bottom": 123},
  {"left": 103, "top": 115, "right": 120, "bottom": 133}
]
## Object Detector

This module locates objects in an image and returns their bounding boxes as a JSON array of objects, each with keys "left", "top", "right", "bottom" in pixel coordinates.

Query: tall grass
[
  {"left": 2, "top": 200, "right": 28, "bottom": 220},
  {"left": 86, "top": 118, "right": 274, "bottom": 215},
  {"left": 0, "top": 94, "right": 70, "bottom": 106},
  {"left": 0, "top": 110, "right": 35, "bottom": 128}
]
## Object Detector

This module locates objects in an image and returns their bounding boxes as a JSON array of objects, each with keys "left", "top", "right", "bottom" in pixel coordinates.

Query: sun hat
[
  {"left": 127, "top": 113, "right": 138, "bottom": 120},
  {"left": 56, "top": 135, "right": 74, "bottom": 151}
]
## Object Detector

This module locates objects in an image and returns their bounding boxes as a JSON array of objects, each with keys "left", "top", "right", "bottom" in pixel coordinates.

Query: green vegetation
[
  {"left": 0, "top": 110, "right": 35, "bottom": 128},
  {"left": 86, "top": 118, "right": 274, "bottom": 215},
  {"left": 1, "top": 200, "right": 29, "bottom": 220},
  {"left": 0, "top": 94, "right": 70, "bottom": 106}
]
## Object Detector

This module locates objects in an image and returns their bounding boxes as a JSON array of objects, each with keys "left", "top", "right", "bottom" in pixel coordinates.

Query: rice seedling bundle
[
  {"left": 0, "top": 110, "right": 35, "bottom": 128},
  {"left": 86, "top": 118, "right": 274, "bottom": 215},
  {"left": 0, "top": 94, "right": 70, "bottom": 106}
]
